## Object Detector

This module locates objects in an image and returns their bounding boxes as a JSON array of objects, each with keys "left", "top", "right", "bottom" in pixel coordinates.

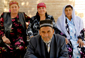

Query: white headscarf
[{"left": 56, "top": 5, "right": 84, "bottom": 39}]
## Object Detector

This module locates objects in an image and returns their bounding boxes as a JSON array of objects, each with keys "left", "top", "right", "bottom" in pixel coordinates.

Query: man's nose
[
  {"left": 44, "top": 33, "right": 48, "bottom": 37},
  {"left": 67, "top": 11, "right": 70, "bottom": 13}
]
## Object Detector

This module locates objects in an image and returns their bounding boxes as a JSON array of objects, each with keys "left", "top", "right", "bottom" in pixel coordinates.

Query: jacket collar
[
  {"left": 39, "top": 35, "right": 56, "bottom": 58},
  {"left": 35, "top": 12, "right": 48, "bottom": 21}
]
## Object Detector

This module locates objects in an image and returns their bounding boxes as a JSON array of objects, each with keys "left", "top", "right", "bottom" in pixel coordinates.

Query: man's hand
[
  {"left": 2, "top": 35, "right": 11, "bottom": 44},
  {"left": 77, "top": 38, "right": 84, "bottom": 47},
  {"left": 65, "top": 38, "right": 69, "bottom": 44}
]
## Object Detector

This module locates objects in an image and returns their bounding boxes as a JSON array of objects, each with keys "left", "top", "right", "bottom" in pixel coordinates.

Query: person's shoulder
[
  {"left": 54, "top": 34, "right": 65, "bottom": 40},
  {"left": 47, "top": 15, "right": 53, "bottom": 18},
  {"left": 29, "top": 35, "right": 40, "bottom": 48},
  {"left": 3, "top": 12, "right": 10, "bottom": 13},
  {"left": 57, "top": 15, "right": 62, "bottom": 20},
  {"left": 18, "top": 12, "right": 25, "bottom": 16},
  {"left": 56, "top": 16, "right": 63, "bottom": 23},
  {"left": 1, "top": 12, "right": 10, "bottom": 18},
  {"left": 30, "top": 15, "right": 37, "bottom": 21},
  {"left": 30, "top": 35, "right": 40, "bottom": 41},
  {"left": 47, "top": 15, "right": 55, "bottom": 21},
  {"left": 76, "top": 16, "right": 82, "bottom": 20},
  {"left": 31, "top": 15, "right": 36, "bottom": 19},
  {"left": 18, "top": 12, "right": 30, "bottom": 17},
  {"left": 54, "top": 34, "right": 66, "bottom": 44},
  {"left": 55, "top": 34, "right": 65, "bottom": 37},
  {"left": 31, "top": 16, "right": 35, "bottom": 19},
  {"left": 3, "top": 12, "right": 10, "bottom": 15},
  {"left": 18, "top": 12, "right": 25, "bottom": 13},
  {"left": 76, "top": 16, "right": 81, "bottom": 18},
  {"left": 75, "top": 16, "right": 83, "bottom": 22}
]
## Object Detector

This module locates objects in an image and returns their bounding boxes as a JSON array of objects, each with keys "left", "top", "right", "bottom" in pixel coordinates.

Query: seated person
[
  {"left": 56, "top": 5, "right": 84, "bottom": 58},
  {"left": 27, "top": 3, "right": 57, "bottom": 38},
  {"left": 24, "top": 20, "right": 69, "bottom": 58},
  {"left": 0, "top": 1, "right": 31, "bottom": 58}
]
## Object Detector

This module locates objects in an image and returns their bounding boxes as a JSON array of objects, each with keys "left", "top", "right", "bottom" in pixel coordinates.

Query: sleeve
[
  {"left": 50, "top": 16, "right": 55, "bottom": 22},
  {"left": 50, "top": 16, "right": 57, "bottom": 34},
  {"left": 24, "top": 13, "right": 33, "bottom": 37},
  {"left": 0, "top": 13, "right": 5, "bottom": 44},
  {"left": 50, "top": 16, "right": 55, "bottom": 28},
  {"left": 24, "top": 37, "right": 37, "bottom": 58},
  {"left": 26, "top": 17, "right": 35, "bottom": 37},
  {"left": 77, "top": 16, "right": 84, "bottom": 40},
  {"left": 59, "top": 36, "right": 69, "bottom": 58},
  {"left": 27, "top": 23, "right": 33, "bottom": 37},
  {"left": 77, "top": 29, "right": 84, "bottom": 40},
  {"left": 24, "top": 13, "right": 31, "bottom": 22},
  {"left": 55, "top": 28, "right": 67, "bottom": 38},
  {"left": 50, "top": 16, "right": 67, "bottom": 38}
]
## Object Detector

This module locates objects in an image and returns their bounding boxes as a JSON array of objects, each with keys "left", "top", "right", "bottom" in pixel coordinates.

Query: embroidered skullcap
[{"left": 40, "top": 20, "right": 53, "bottom": 28}]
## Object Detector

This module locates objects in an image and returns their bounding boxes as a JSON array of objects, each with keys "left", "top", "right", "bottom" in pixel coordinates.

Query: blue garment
[
  {"left": 56, "top": 5, "right": 84, "bottom": 40},
  {"left": 66, "top": 17, "right": 80, "bottom": 58},
  {"left": 66, "top": 17, "right": 77, "bottom": 41}
]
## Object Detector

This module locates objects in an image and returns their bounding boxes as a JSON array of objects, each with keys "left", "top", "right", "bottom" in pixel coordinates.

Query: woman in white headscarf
[{"left": 56, "top": 5, "right": 84, "bottom": 58}]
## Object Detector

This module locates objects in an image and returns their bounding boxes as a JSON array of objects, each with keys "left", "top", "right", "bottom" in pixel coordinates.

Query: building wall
[
  {"left": 0, "top": 0, "right": 4, "bottom": 14},
  {"left": 75, "top": 0, "right": 85, "bottom": 28},
  {"left": 0, "top": 0, "right": 75, "bottom": 21},
  {"left": 0, "top": 0, "right": 85, "bottom": 27}
]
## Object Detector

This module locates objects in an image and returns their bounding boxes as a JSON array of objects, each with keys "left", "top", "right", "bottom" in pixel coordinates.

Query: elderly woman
[
  {"left": 27, "top": 2, "right": 56, "bottom": 38},
  {"left": 0, "top": 1, "right": 31, "bottom": 58},
  {"left": 56, "top": 5, "right": 84, "bottom": 58}
]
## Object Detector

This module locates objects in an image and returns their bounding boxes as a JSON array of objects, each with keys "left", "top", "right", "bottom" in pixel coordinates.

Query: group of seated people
[{"left": 0, "top": 1, "right": 85, "bottom": 58}]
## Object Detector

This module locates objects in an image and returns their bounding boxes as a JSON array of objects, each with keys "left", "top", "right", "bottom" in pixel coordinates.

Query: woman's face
[
  {"left": 10, "top": 4, "right": 19, "bottom": 14},
  {"left": 37, "top": 7, "right": 46, "bottom": 15},
  {"left": 65, "top": 7, "right": 73, "bottom": 18}
]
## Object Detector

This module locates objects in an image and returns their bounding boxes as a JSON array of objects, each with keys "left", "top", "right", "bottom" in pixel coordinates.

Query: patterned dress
[
  {"left": 0, "top": 13, "right": 30, "bottom": 58},
  {"left": 56, "top": 17, "right": 84, "bottom": 58},
  {"left": 67, "top": 17, "right": 80, "bottom": 58}
]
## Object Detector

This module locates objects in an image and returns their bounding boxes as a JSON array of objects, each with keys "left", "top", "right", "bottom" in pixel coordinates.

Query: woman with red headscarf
[
  {"left": 0, "top": 1, "right": 31, "bottom": 58},
  {"left": 27, "top": 2, "right": 57, "bottom": 38}
]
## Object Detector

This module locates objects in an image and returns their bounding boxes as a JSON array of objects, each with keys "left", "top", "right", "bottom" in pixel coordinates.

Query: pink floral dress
[{"left": 0, "top": 13, "right": 30, "bottom": 58}]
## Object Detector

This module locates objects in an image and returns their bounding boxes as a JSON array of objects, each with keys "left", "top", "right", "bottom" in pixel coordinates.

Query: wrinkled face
[
  {"left": 39, "top": 26, "right": 54, "bottom": 43},
  {"left": 10, "top": 4, "right": 19, "bottom": 14},
  {"left": 37, "top": 7, "right": 46, "bottom": 15},
  {"left": 65, "top": 7, "right": 73, "bottom": 18}
]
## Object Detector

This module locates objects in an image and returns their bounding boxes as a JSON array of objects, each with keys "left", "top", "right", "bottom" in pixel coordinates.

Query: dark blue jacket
[{"left": 24, "top": 34, "right": 69, "bottom": 58}]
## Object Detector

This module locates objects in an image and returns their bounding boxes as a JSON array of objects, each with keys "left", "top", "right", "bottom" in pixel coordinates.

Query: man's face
[
  {"left": 65, "top": 7, "right": 73, "bottom": 18},
  {"left": 39, "top": 26, "right": 54, "bottom": 43}
]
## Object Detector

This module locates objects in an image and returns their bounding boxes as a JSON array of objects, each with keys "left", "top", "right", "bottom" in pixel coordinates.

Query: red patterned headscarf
[
  {"left": 37, "top": 3, "right": 46, "bottom": 9},
  {"left": 9, "top": 1, "right": 19, "bottom": 7}
]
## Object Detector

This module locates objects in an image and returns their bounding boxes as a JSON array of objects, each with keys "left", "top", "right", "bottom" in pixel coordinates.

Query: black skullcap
[{"left": 39, "top": 20, "right": 53, "bottom": 29}]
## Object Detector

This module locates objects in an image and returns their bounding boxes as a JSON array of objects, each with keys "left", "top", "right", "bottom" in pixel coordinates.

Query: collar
[{"left": 66, "top": 17, "right": 74, "bottom": 24}]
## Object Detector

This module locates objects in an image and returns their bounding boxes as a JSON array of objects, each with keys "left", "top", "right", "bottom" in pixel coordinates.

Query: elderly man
[{"left": 24, "top": 20, "right": 68, "bottom": 58}]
